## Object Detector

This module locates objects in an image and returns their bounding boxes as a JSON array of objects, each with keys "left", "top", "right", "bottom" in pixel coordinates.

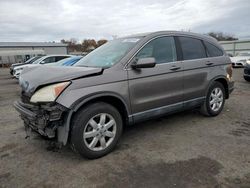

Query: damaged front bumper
[{"left": 14, "top": 100, "right": 69, "bottom": 144}]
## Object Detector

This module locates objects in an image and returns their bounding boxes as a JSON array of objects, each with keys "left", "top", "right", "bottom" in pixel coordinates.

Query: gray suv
[{"left": 14, "top": 31, "right": 234, "bottom": 159}]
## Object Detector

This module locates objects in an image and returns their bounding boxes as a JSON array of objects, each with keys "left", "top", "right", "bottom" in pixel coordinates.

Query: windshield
[
  {"left": 24, "top": 56, "right": 42, "bottom": 64},
  {"left": 74, "top": 37, "right": 142, "bottom": 68},
  {"left": 29, "top": 56, "right": 44, "bottom": 63},
  {"left": 32, "top": 57, "right": 44, "bottom": 64}
]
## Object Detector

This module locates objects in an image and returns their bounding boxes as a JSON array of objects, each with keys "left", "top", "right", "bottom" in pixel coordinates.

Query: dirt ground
[{"left": 0, "top": 68, "right": 249, "bottom": 188}]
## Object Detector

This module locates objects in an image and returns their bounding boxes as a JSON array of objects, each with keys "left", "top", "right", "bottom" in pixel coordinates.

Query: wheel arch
[
  {"left": 207, "top": 76, "right": 229, "bottom": 99},
  {"left": 58, "top": 92, "right": 131, "bottom": 145}
]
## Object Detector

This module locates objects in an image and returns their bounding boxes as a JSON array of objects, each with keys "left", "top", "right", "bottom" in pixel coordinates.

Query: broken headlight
[{"left": 30, "top": 82, "right": 70, "bottom": 103}]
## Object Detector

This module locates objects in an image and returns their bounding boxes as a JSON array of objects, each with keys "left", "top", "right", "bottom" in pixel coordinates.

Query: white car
[
  {"left": 13, "top": 55, "right": 72, "bottom": 79},
  {"left": 230, "top": 52, "right": 250, "bottom": 68}
]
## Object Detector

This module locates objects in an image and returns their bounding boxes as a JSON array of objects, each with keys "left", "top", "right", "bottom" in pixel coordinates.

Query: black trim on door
[
  {"left": 174, "top": 36, "right": 183, "bottom": 61},
  {"left": 201, "top": 40, "right": 209, "bottom": 58}
]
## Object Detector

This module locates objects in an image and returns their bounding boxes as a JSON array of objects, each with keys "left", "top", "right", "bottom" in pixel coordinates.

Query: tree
[
  {"left": 97, "top": 39, "right": 108, "bottom": 47},
  {"left": 61, "top": 38, "right": 108, "bottom": 52},
  {"left": 207, "top": 32, "right": 238, "bottom": 41},
  {"left": 82, "top": 39, "right": 97, "bottom": 52},
  {"left": 61, "top": 38, "right": 82, "bottom": 52}
]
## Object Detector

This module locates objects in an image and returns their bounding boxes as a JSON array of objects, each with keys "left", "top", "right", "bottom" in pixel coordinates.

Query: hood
[
  {"left": 11, "top": 62, "right": 27, "bottom": 68},
  {"left": 19, "top": 65, "right": 103, "bottom": 96},
  {"left": 14, "top": 64, "right": 38, "bottom": 70}
]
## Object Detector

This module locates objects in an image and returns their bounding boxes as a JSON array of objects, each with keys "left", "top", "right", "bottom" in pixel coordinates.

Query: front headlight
[{"left": 30, "top": 82, "right": 70, "bottom": 103}]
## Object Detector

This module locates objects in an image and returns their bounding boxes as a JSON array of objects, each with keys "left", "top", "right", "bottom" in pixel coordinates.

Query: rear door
[
  {"left": 127, "top": 36, "right": 183, "bottom": 122},
  {"left": 177, "top": 36, "right": 209, "bottom": 106}
]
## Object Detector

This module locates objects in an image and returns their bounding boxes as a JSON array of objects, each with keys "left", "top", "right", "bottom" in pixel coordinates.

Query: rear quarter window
[
  {"left": 204, "top": 41, "right": 223, "bottom": 57},
  {"left": 179, "top": 37, "right": 206, "bottom": 60}
]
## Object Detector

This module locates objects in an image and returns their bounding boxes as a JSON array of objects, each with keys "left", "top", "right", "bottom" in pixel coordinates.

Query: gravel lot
[{"left": 0, "top": 68, "right": 249, "bottom": 188}]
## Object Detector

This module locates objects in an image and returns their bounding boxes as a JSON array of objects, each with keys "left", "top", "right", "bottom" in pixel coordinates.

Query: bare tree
[{"left": 207, "top": 32, "right": 238, "bottom": 41}]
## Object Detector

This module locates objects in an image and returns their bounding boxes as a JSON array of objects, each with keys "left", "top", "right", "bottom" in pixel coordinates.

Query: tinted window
[
  {"left": 135, "top": 37, "right": 177, "bottom": 64},
  {"left": 43, "top": 57, "right": 56, "bottom": 64},
  {"left": 179, "top": 37, "right": 206, "bottom": 60},
  {"left": 204, "top": 41, "right": 223, "bottom": 57},
  {"left": 55, "top": 56, "right": 68, "bottom": 62}
]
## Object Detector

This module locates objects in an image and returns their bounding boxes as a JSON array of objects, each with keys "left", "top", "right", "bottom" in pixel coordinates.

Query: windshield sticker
[{"left": 122, "top": 38, "right": 140, "bottom": 43}]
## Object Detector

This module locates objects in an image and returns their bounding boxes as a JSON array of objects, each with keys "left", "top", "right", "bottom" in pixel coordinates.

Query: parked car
[
  {"left": 230, "top": 52, "right": 250, "bottom": 67},
  {"left": 10, "top": 55, "right": 44, "bottom": 75},
  {"left": 13, "top": 55, "right": 72, "bottom": 79},
  {"left": 14, "top": 31, "right": 234, "bottom": 159},
  {"left": 244, "top": 60, "right": 250, "bottom": 82},
  {"left": 46, "top": 56, "right": 83, "bottom": 67}
]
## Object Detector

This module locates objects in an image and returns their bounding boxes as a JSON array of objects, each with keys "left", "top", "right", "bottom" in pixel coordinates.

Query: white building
[
  {"left": 220, "top": 39, "right": 250, "bottom": 56},
  {"left": 0, "top": 42, "right": 68, "bottom": 65}
]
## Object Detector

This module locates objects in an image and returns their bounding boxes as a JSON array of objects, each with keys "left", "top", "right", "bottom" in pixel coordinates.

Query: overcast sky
[{"left": 0, "top": 0, "right": 249, "bottom": 42}]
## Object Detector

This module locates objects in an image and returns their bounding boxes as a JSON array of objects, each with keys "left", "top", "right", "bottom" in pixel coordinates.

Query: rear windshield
[{"left": 74, "top": 37, "right": 142, "bottom": 68}]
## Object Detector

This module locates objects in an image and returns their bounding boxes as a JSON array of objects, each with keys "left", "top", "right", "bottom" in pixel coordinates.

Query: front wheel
[
  {"left": 200, "top": 82, "right": 225, "bottom": 116},
  {"left": 70, "top": 102, "right": 123, "bottom": 159}
]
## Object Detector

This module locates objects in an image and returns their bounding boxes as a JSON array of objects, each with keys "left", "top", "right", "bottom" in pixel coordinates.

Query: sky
[{"left": 0, "top": 0, "right": 249, "bottom": 42}]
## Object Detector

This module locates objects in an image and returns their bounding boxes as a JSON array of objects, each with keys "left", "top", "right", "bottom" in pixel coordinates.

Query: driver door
[{"left": 127, "top": 36, "right": 183, "bottom": 122}]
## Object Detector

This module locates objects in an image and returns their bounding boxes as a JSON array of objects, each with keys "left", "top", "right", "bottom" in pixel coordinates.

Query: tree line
[
  {"left": 207, "top": 32, "right": 238, "bottom": 41},
  {"left": 61, "top": 32, "right": 237, "bottom": 52},
  {"left": 61, "top": 38, "right": 108, "bottom": 53}
]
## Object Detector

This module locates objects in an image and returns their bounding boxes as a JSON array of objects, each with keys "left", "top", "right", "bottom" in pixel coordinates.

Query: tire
[
  {"left": 70, "top": 102, "right": 123, "bottom": 159},
  {"left": 244, "top": 76, "right": 250, "bottom": 82},
  {"left": 200, "top": 81, "right": 225, "bottom": 117}
]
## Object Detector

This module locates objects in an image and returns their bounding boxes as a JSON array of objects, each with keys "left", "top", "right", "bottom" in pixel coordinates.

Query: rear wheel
[
  {"left": 70, "top": 102, "right": 123, "bottom": 159},
  {"left": 244, "top": 76, "right": 250, "bottom": 82},
  {"left": 200, "top": 82, "right": 225, "bottom": 116}
]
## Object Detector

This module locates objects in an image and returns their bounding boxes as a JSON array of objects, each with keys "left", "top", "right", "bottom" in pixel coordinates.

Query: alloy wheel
[
  {"left": 209, "top": 87, "right": 223, "bottom": 112},
  {"left": 83, "top": 113, "right": 117, "bottom": 151}
]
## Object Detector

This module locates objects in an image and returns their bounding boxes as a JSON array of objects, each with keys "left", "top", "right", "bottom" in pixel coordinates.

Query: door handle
[
  {"left": 170, "top": 66, "right": 181, "bottom": 71},
  {"left": 206, "top": 61, "right": 214, "bottom": 66}
]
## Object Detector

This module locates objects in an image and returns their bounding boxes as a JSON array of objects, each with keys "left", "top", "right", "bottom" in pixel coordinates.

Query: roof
[
  {"left": 122, "top": 31, "right": 217, "bottom": 43},
  {"left": 0, "top": 42, "right": 68, "bottom": 47}
]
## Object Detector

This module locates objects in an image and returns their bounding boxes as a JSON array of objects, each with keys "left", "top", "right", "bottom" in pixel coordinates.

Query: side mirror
[
  {"left": 131, "top": 57, "right": 156, "bottom": 69},
  {"left": 40, "top": 60, "right": 45, "bottom": 64}
]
